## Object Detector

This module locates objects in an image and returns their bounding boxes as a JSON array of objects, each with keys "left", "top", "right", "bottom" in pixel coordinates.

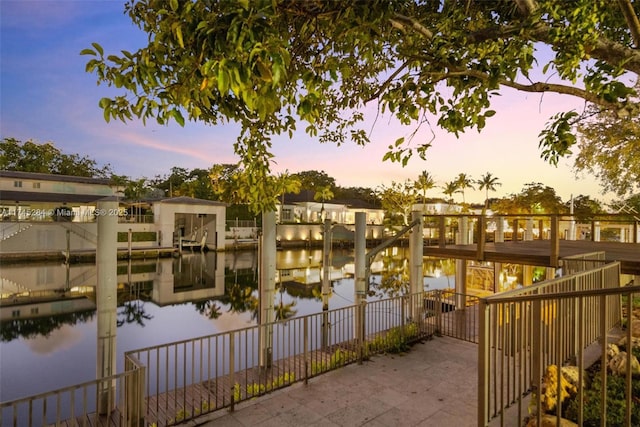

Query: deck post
[
  {"left": 96, "top": 198, "right": 118, "bottom": 415},
  {"left": 458, "top": 216, "right": 469, "bottom": 245},
  {"left": 322, "top": 219, "right": 332, "bottom": 348},
  {"left": 477, "top": 298, "right": 490, "bottom": 427},
  {"left": 550, "top": 215, "right": 560, "bottom": 267},
  {"left": 476, "top": 215, "right": 486, "bottom": 261},
  {"left": 259, "top": 211, "right": 276, "bottom": 368},
  {"left": 354, "top": 212, "right": 367, "bottom": 363},
  {"left": 409, "top": 211, "right": 423, "bottom": 320},
  {"left": 495, "top": 216, "right": 504, "bottom": 243},
  {"left": 438, "top": 216, "right": 446, "bottom": 247},
  {"left": 525, "top": 217, "right": 534, "bottom": 241}
]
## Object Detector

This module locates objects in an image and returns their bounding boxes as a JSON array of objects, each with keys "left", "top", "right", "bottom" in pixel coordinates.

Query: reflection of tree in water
[
  {"left": 193, "top": 300, "right": 223, "bottom": 319},
  {"left": 275, "top": 284, "right": 297, "bottom": 321},
  {"left": 117, "top": 300, "right": 153, "bottom": 327},
  {"left": 369, "top": 252, "right": 410, "bottom": 298},
  {"left": 222, "top": 284, "right": 259, "bottom": 320},
  {"left": 422, "top": 258, "right": 456, "bottom": 289},
  {"left": 1, "top": 310, "right": 96, "bottom": 342}
]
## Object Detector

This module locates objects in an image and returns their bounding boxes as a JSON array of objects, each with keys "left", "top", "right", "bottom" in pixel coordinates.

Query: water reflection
[{"left": 0, "top": 247, "right": 545, "bottom": 402}]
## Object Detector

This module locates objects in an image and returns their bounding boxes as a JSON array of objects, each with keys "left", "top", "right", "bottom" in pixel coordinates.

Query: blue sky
[{"left": 0, "top": 1, "right": 614, "bottom": 205}]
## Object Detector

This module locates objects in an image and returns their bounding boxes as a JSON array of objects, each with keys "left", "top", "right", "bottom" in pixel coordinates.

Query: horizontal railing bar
[
  {"left": 485, "top": 263, "right": 620, "bottom": 300},
  {"left": 485, "top": 284, "right": 640, "bottom": 305}
]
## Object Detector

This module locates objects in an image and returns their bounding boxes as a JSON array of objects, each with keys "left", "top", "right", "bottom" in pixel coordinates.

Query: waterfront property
[
  {"left": 1, "top": 209, "right": 639, "bottom": 426},
  {"left": 0, "top": 170, "right": 227, "bottom": 258}
]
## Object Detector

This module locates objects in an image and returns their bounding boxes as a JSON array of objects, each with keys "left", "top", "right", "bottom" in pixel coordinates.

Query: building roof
[
  {"left": 0, "top": 190, "right": 108, "bottom": 204},
  {"left": 282, "top": 190, "right": 380, "bottom": 210},
  {"left": 0, "top": 170, "right": 113, "bottom": 185},
  {"left": 158, "top": 196, "right": 227, "bottom": 207}
]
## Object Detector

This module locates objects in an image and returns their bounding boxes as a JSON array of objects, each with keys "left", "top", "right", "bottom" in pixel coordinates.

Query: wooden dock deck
[{"left": 423, "top": 240, "right": 640, "bottom": 275}]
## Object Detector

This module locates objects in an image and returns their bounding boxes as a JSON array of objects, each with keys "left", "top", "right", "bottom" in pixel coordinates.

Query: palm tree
[
  {"left": 272, "top": 171, "right": 301, "bottom": 222},
  {"left": 442, "top": 181, "right": 459, "bottom": 204},
  {"left": 414, "top": 171, "right": 436, "bottom": 212},
  {"left": 477, "top": 172, "right": 502, "bottom": 211},
  {"left": 313, "top": 185, "right": 334, "bottom": 221},
  {"left": 455, "top": 173, "right": 475, "bottom": 204}
]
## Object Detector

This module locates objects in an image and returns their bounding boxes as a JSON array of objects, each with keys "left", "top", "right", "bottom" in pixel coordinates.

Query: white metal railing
[
  {"left": 0, "top": 361, "right": 145, "bottom": 427},
  {"left": 477, "top": 262, "right": 640, "bottom": 426},
  {"left": 0, "top": 292, "right": 433, "bottom": 426},
  {"left": 126, "top": 292, "right": 432, "bottom": 426}
]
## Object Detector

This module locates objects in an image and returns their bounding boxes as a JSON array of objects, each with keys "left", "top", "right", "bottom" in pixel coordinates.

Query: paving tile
[{"left": 190, "top": 337, "right": 479, "bottom": 427}]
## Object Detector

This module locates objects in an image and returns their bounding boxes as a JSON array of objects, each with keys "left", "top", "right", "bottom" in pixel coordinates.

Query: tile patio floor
[{"left": 182, "top": 336, "right": 479, "bottom": 427}]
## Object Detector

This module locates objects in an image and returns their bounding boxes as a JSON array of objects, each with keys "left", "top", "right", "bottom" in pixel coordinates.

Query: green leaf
[
  {"left": 80, "top": 48, "right": 96, "bottom": 56},
  {"left": 394, "top": 137, "right": 405, "bottom": 147},
  {"left": 175, "top": 25, "right": 184, "bottom": 49},
  {"left": 171, "top": 109, "right": 185, "bottom": 126},
  {"left": 169, "top": 0, "right": 178, "bottom": 12},
  {"left": 91, "top": 43, "right": 103, "bottom": 57}
]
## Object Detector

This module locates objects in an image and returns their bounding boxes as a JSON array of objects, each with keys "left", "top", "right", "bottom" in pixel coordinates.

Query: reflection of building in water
[
  {"left": 152, "top": 252, "right": 225, "bottom": 306},
  {"left": 0, "top": 252, "right": 227, "bottom": 320}
]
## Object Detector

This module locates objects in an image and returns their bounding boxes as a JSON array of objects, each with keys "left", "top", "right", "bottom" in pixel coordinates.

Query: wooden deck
[
  {"left": 423, "top": 240, "right": 640, "bottom": 275},
  {"left": 141, "top": 340, "right": 380, "bottom": 426}
]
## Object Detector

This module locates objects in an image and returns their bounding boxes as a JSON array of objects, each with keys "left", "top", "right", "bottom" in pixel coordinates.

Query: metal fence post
[
  {"left": 477, "top": 298, "right": 489, "bottom": 427},
  {"left": 229, "top": 331, "right": 235, "bottom": 412},
  {"left": 303, "top": 316, "right": 309, "bottom": 385}
]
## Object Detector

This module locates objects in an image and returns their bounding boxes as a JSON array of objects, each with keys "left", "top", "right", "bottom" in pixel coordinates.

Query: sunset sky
[{"left": 0, "top": 1, "right": 615, "bottom": 205}]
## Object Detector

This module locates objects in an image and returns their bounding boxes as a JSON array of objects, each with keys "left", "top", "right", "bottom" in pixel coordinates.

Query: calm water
[{"left": 1, "top": 247, "right": 460, "bottom": 402}]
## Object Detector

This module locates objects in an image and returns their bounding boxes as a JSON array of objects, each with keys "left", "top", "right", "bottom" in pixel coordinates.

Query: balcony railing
[{"left": 478, "top": 261, "right": 640, "bottom": 426}]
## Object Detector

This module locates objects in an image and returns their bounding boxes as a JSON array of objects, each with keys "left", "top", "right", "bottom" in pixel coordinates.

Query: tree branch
[
  {"left": 390, "top": 13, "right": 433, "bottom": 39},
  {"left": 427, "top": 68, "right": 619, "bottom": 110},
  {"left": 617, "top": 0, "right": 640, "bottom": 48}
]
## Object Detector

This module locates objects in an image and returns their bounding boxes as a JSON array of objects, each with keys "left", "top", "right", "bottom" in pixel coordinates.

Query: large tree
[
  {"left": 574, "top": 102, "right": 640, "bottom": 196},
  {"left": 84, "top": 0, "right": 640, "bottom": 212},
  {"left": 1, "top": 137, "right": 112, "bottom": 178}
]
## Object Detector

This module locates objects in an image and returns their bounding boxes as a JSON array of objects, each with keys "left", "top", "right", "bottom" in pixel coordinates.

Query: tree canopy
[
  {"left": 84, "top": 0, "right": 640, "bottom": 211},
  {"left": 0, "top": 137, "right": 113, "bottom": 178}
]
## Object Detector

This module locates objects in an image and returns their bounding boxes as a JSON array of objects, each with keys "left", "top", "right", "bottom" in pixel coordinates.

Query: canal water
[{"left": 1, "top": 246, "right": 464, "bottom": 403}]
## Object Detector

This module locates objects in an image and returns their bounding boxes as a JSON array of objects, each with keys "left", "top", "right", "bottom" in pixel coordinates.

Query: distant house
[
  {"left": 277, "top": 190, "right": 384, "bottom": 224},
  {"left": 0, "top": 170, "right": 226, "bottom": 257},
  {"left": 0, "top": 170, "right": 123, "bottom": 221}
]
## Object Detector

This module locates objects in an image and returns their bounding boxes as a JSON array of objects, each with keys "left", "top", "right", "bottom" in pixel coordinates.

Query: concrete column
[
  {"left": 354, "top": 212, "right": 367, "bottom": 361},
  {"left": 410, "top": 211, "right": 423, "bottom": 296},
  {"left": 322, "top": 219, "right": 332, "bottom": 347},
  {"left": 410, "top": 211, "right": 423, "bottom": 321},
  {"left": 593, "top": 221, "right": 601, "bottom": 242},
  {"left": 493, "top": 262, "right": 502, "bottom": 293},
  {"left": 525, "top": 218, "right": 534, "bottom": 241},
  {"left": 354, "top": 212, "right": 367, "bottom": 304},
  {"left": 96, "top": 198, "right": 118, "bottom": 414},
  {"left": 523, "top": 265, "right": 533, "bottom": 286},
  {"left": 495, "top": 217, "right": 504, "bottom": 243},
  {"left": 259, "top": 211, "right": 276, "bottom": 368},
  {"left": 455, "top": 259, "right": 467, "bottom": 309},
  {"left": 458, "top": 216, "right": 469, "bottom": 245}
]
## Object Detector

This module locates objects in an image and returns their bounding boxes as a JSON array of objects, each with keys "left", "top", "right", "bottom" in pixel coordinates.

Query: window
[
  {"left": 11, "top": 310, "right": 20, "bottom": 318},
  {"left": 13, "top": 181, "right": 22, "bottom": 188},
  {"left": 282, "top": 209, "right": 292, "bottom": 221},
  {"left": 32, "top": 182, "right": 41, "bottom": 189}
]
